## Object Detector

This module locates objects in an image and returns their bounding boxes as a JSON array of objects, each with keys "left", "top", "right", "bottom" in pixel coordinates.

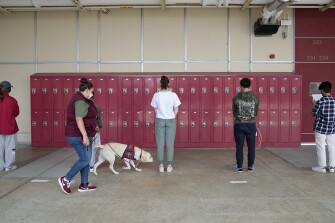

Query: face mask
[{"left": 88, "top": 92, "right": 94, "bottom": 100}]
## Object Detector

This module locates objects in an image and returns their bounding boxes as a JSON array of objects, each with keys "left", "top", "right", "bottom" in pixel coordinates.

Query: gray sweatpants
[
  {"left": 155, "top": 118, "right": 176, "bottom": 165},
  {"left": 0, "top": 134, "right": 17, "bottom": 170}
]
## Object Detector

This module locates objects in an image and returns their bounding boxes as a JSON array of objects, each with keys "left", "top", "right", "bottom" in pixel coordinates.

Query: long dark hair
[
  {"left": 79, "top": 78, "right": 93, "bottom": 92},
  {"left": 0, "top": 87, "right": 3, "bottom": 102},
  {"left": 160, "top": 76, "right": 169, "bottom": 90}
]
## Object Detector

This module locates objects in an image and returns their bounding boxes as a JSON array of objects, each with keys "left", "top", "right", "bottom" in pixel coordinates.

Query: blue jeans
[
  {"left": 65, "top": 136, "right": 92, "bottom": 184},
  {"left": 234, "top": 123, "right": 256, "bottom": 168}
]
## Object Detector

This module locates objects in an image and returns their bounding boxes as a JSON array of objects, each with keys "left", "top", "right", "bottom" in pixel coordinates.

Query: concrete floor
[{"left": 0, "top": 144, "right": 334, "bottom": 223}]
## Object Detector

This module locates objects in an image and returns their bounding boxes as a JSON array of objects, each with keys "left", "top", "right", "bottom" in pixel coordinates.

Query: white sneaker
[
  {"left": 167, "top": 165, "right": 173, "bottom": 173},
  {"left": 5, "top": 165, "right": 17, "bottom": 171},
  {"left": 159, "top": 164, "right": 164, "bottom": 173},
  {"left": 312, "top": 166, "right": 326, "bottom": 173},
  {"left": 329, "top": 167, "right": 335, "bottom": 173},
  {"left": 90, "top": 167, "right": 94, "bottom": 173}
]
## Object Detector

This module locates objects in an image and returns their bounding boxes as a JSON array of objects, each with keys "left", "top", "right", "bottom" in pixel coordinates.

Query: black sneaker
[
  {"left": 248, "top": 166, "right": 254, "bottom": 173},
  {"left": 234, "top": 165, "right": 243, "bottom": 173}
]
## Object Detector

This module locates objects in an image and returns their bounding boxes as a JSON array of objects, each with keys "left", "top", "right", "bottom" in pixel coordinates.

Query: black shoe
[
  {"left": 234, "top": 165, "right": 243, "bottom": 173},
  {"left": 248, "top": 166, "right": 254, "bottom": 173}
]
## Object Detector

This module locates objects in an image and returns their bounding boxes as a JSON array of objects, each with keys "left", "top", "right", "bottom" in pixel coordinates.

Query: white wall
[{"left": 0, "top": 8, "right": 294, "bottom": 144}]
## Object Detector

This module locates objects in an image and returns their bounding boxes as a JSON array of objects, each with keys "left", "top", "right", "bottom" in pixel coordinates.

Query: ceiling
[{"left": 0, "top": 0, "right": 334, "bottom": 13}]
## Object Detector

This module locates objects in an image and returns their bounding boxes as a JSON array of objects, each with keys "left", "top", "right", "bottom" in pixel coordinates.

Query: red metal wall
[
  {"left": 295, "top": 9, "right": 335, "bottom": 142},
  {"left": 31, "top": 73, "right": 301, "bottom": 148}
]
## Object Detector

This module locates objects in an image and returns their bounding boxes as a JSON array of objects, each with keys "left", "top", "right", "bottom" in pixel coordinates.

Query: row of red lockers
[{"left": 30, "top": 73, "right": 302, "bottom": 148}]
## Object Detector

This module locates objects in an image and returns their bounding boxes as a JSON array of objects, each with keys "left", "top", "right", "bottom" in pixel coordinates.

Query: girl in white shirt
[{"left": 151, "top": 76, "right": 181, "bottom": 173}]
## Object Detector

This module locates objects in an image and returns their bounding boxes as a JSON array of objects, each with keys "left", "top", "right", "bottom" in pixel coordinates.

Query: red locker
[
  {"left": 201, "top": 77, "right": 212, "bottom": 110},
  {"left": 63, "top": 77, "right": 74, "bottom": 108},
  {"left": 41, "top": 110, "right": 52, "bottom": 143},
  {"left": 213, "top": 111, "right": 223, "bottom": 143},
  {"left": 291, "top": 110, "right": 301, "bottom": 144},
  {"left": 133, "top": 110, "right": 144, "bottom": 143},
  {"left": 145, "top": 110, "right": 155, "bottom": 143},
  {"left": 41, "top": 77, "right": 52, "bottom": 110},
  {"left": 144, "top": 77, "right": 155, "bottom": 110},
  {"left": 223, "top": 110, "right": 234, "bottom": 143},
  {"left": 213, "top": 77, "right": 223, "bottom": 110},
  {"left": 257, "top": 77, "right": 268, "bottom": 110},
  {"left": 120, "top": 111, "right": 132, "bottom": 144},
  {"left": 51, "top": 77, "right": 63, "bottom": 110},
  {"left": 279, "top": 77, "right": 290, "bottom": 110},
  {"left": 177, "top": 77, "right": 189, "bottom": 110},
  {"left": 53, "top": 110, "right": 64, "bottom": 145},
  {"left": 291, "top": 76, "right": 302, "bottom": 111},
  {"left": 31, "top": 110, "right": 42, "bottom": 145},
  {"left": 121, "top": 77, "right": 132, "bottom": 110},
  {"left": 201, "top": 111, "right": 211, "bottom": 143},
  {"left": 31, "top": 77, "right": 42, "bottom": 110},
  {"left": 268, "top": 110, "right": 279, "bottom": 143},
  {"left": 190, "top": 111, "right": 200, "bottom": 143},
  {"left": 177, "top": 110, "right": 189, "bottom": 143},
  {"left": 108, "top": 77, "right": 118, "bottom": 111},
  {"left": 280, "top": 110, "right": 290, "bottom": 143},
  {"left": 256, "top": 110, "right": 268, "bottom": 145},
  {"left": 190, "top": 77, "right": 200, "bottom": 110},
  {"left": 95, "top": 77, "right": 108, "bottom": 111},
  {"left": 107, "top": 110, "right": 118, "bottom": 143},
  {"left": 99, "top": 110, "right": 107, "bottom": 144},
  {"left": 133, "top": 77, "right": 143, "bottom": 110},
  {"left": 223, "top": 76, "right": 234, "bottom": 111},
  {"left": 269, "top": 77, "right": 279, "bottom": 110}
]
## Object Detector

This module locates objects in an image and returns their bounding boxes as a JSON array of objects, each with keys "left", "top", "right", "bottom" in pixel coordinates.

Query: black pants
[{"left": 234, "top": 123, "right": 256, "bottom": 168}]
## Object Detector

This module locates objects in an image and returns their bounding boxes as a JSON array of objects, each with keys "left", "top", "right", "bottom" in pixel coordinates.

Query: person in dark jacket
[
  {"left": 233, "top": 78, "right": 259, "bottom": 173},
  {"left": 0, "top": 81, "right": 19, "bottom": 171},
  {"left": 58, "top": 78, "right": 98, "bottom": 194}
]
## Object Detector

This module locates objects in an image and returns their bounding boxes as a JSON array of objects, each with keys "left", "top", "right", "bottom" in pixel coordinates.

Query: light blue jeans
[
  {"left": 65, "top": 136, "right": 92, "bottom": 184},
  {"left": 155, "top": 118, "right": 176, "bottom": 165}
]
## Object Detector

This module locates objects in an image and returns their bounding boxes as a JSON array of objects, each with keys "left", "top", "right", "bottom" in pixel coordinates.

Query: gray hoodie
[{"left": 233, "top": 91, "right": 259, "bottom": 124}]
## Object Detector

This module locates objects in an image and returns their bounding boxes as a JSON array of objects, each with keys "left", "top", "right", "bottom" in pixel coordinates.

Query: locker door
[
  {"left": 42, "top": 110, "right": 52, "bottom": 143},
  {"left": 268, "top": 110, "right": 278, "bottom": 143},
  {"left": 178, "top": 110, "right": 189, "bottom": 143},
  {"left": 95, "top": 77, "right": 108, "bottom": 111},
  {"left": 121, "top": 111, "right": 132, "bottom": 144},
  {"left": 31, "top": 110, "right": 42, "bottom": 145},
  {"left": 133, "top": 110, "right": 144, "bottom": 143},
  {"left": 201, "top": 77, "right": 212, "bottom": 110},
  {"left": 279, "top": 77, "right": 290, "bottom": 110},
  {"left": 223, "top": 76, "right": 234, "bottom": 111},
  {"left": 269, "top": 77, "right": 279, "bottom": 110},
  {"left": 213, "top": 77, "right": 223, "bottom": 110},
  {"left": 224, "top": 110, "right": 234, "bottom": 143},
  {"left": 291, "top": 110, "right": 301, "bottom": 144},
  {"left": 145, "top": 110, "right": 155, "bottom": 143},
  {"left": 190, "top": 111, "right": 200, "bottom": 143},
  {"left": 107, "top": 110, "right": 118, "bottom": 143},
  {"left": 53, "top": 110, "right": 64, "bottom": 144},
  {"left": 63, "top": 77, "right": 74, "bottom": 108},
  {"left": 177, "top": 77, "right": 189, "bottom": 110},
  {"left": 108, "top": 77, "right": 118, "bottom": 111},
  {"left": 51, "top": 77, "right": 63, "bottom": 110},
  {"left": 291, "top": 76, "right": 301, "bottom": 110},
  {"left": 41, "top": 78, "right": 52, "bottom": 110},
  {"left": 99, "top": 110, "right": 107, "bottom": 144},
  {"left": 280, "top": 110, "right": 290, "bottom": 143},
  {"left": 257, "top": 77, "right": 268, "bottom": 110},
  {"left": 213, "top": 111, "right": 223, "bottom": 143},
  {"left": 144, "top": 77, "right": 155, "bottom": 110},
  {"left": 133, "top": 77, "right": 143, "bottom": 110},
  {"left": 31, "top": 77, "right": 42, "bottom": 110},
  {"left": 201, "top": 111, "right": 211, "bottom": 143},
  {"left": 190, "top": 77, "right": 200, "bottom": 110},
  {"left": 121, "top": 77, "right": 132, "bottom": 110},
  {"left": 256, "top": 110, "right": 268, "bottom": 145}
]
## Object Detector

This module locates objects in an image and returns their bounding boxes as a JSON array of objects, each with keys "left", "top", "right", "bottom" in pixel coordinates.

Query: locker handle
[
  {"left": 259, "top": 87, "right": 263, "bottom": 94},
  {"left": 225, "top": 87, "right": 229, "bottom": 93},
  {"left": 123, "top": 121, "right": 127, "bottom": 127},
  {"left": 292, "top": 120, "right": 296, "bottom": 126},
  {"left": 53, "top": 88, "right": 58, "bottom": 94},
  {"left": 191, "top": 88, "right": 195, "bottom": 94},
  {"left": 202, "top": 88, "right": 207, "bottom": 94},
  {"left": 146, "top": 121, "right": 150, "bottom": 127},
  {"left": 42, "top": 88, "right": 47, "bottom": 94},
  {"left": 214, "top": 87, "right": 218, "bottom": 94},
  {"left": 123, "top": 88, "right": 127, "bottom": 94},
  {"left": 225, "top": 121, "right": 229, "bottom": 127},
  {"left": 270, "top": 87, "right": 274, "bottom": 94},
  {"left": 180, "top": 122, "right": 184, "bottom": 127},
  {"left": 202, "top": 121, "right": 206, "bottom": 127},
  {"left": 134, "top": 121, "right": 139, "bottom": 127},
  {"left": 75, "top": 88, "right": 79, "bottom": 92},
  {"left": 109, "top": 88, "right": 113, "bottom": 94},
  {"left": 281, "top": 121, "right": 285, "bottom": 126},
  {"left": 145, "top": 88, "right": 150, "bottom": 94},
  {"left": 270, "top": 121, "right": 274, "bottom": 126},
  {"left": 54, "top": 121, "right": 58, "bottom": 127},
  {"left": 32, "top": 88, "right": 36, "bottom": 94},
  {"left": 292, "top": 87, "right": 297, "bottom": 94},
  {"left": 43, "top": 121, "right": 47, "bottom": 127},
  {"left": 109, "top": 121, "right": 113, "bottom": 127},
  {"left": 258, "top": 121, "right": 263, "bottom": 126},
  {"left": 97, "top": 88, "right": 102, "bottom": 94},
  {"left": 134, "top": 88, "right": 138, "bottom": 94},
  {"left": 64, "top": 88, "right": 69, "bottom": 94},
  {"left": 191, "top": 121, "right": 195, "bottom": 127},
  {"left": 281, "top": 87, "right": 285, "bottom": 93},
  {"left": 214, "top": 121, "right": 218, "bottom": 127},
  {"left": 179, "top": 88, "right": 184, "bottom": 94},
  {"left": 236, "top": 87, "right": 241, "bottom": 93},
  {"left": 32, "top": 121, "right": 36, "bottom": 127}
]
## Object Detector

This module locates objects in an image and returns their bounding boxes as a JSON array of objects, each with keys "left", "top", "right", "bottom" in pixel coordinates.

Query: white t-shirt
[{"left": 151, "top": 91, "right": 181, "bottom": 119}]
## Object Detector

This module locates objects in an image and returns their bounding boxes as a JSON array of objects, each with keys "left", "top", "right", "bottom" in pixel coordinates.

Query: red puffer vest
[{"left": 65, "top": 92, "right": 97, "bottom": 137}]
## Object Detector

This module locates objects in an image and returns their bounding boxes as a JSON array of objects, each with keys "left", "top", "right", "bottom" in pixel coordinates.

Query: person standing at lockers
[
  {"left": 0, "top": 81, "right": 19, "bottom": 172},
  {"left": 151, "top": 76, "right": 181, "bottom": 173},
  {"left": 311, "top": 81, "right": 335, "bottom": 173},
  {"left": 89, "top": 93, "right": 102, "bottom": 173},
  {"left": 233, "top": 78, "right": 259, "bottom": 173},
  {"left": 58, "top": 78, "right": 98, "bottom": 194}
]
